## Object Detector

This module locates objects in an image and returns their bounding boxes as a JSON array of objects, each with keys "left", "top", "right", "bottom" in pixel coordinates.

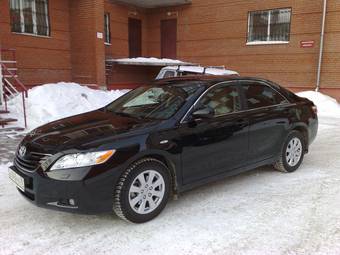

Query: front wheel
[
  {"left": 274, "top": 131, "right": 305, "bottom": 173},
  {"left": 113, "top": 158, "right": 171, "bottom": 223}
]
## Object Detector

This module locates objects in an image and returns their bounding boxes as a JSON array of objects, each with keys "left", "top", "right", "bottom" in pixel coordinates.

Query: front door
[
  {"left": 128, "top": 18, "right": 142, "bottom": 58},
  {"left": 161, "top": 19, "right": 177, "bottom": 59},
  {"left": 178, "top": 82, "right": 249, "bottom": 184}
]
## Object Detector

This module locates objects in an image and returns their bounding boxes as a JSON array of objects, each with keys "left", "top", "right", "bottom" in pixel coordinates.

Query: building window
[
  {"left": 10, "top": 0, "right": 50, "bottom": 36},
  {"left": 104, "top": 13, "right": 111, "bottom": 44},
  {"left": 247, "top": 8, "right": 291, "bottom": 44}
]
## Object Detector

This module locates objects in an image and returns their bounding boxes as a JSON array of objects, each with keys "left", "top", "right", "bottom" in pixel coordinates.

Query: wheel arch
[
  {"left": 145, "top": 154, "right": 178, "bottom": 193},
  {"left": 123, "top": 150, "right": 180, "bottom": 195},
  {"left": 291, "top": 124, "right": 309, "bottom": 152}
]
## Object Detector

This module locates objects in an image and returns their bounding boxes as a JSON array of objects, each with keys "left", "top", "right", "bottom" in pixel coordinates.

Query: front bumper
[{"left": 10, "top": 165, "right": 123, "bottom": 214}]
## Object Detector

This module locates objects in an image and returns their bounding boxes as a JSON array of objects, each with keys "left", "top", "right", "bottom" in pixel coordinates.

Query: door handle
[{"left": 236, "top": 118, "right": 248, "bottom": 127}]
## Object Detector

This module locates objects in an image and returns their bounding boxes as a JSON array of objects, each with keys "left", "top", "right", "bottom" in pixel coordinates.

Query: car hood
[{"left": 22, "top": 110, "right": 160, "bottom": 153}]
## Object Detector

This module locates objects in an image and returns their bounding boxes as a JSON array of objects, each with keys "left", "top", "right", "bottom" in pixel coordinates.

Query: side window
[
  {"left": 163, "top": 71, "right": 176, "bottom": 79},
  {"left": 242, "top": 83, "right": 288, "bottom": 109},
  {"left": 198, "top": 84, "right": 241, "bottom": 117}
]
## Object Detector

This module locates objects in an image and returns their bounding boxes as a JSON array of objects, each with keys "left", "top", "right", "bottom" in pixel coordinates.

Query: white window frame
[
  {"left": 247, "top": 8, "right": 291, "bottom": 45},
  {"left": 11, "top": 0, "right": 50, "bottom": 37}
]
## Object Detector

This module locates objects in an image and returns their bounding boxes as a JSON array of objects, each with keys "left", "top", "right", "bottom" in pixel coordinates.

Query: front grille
[{"left": 14, "top": 152, "right": 51, "bottom": 173}]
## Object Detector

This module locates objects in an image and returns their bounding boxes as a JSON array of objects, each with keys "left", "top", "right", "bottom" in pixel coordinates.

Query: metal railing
[
  {"left": 1, "top": 63, "right": 28, "bottom": 97},
  {"left": 1, "top": 48, "right": 28, "bottom": 128}
]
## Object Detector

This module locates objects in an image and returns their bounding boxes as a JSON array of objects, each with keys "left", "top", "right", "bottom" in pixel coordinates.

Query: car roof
[{"left": 153, "top": 75, "right": 274, "bottom": 88}]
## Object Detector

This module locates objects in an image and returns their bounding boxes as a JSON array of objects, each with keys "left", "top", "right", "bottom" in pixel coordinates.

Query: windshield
[{"left": 106, "top": 84, "right": 200, "bottom": 120}]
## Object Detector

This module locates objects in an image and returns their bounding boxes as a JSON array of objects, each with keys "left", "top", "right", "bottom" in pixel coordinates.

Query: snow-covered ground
[
  {"left": 5, "top": 82, "right": 128, "bottom": 130},
  {"left": 1, "top": 116, "right": 340, "bottom": 254},
  {"left": 0, "top": 87, "right": 340, "bottom": 254}
]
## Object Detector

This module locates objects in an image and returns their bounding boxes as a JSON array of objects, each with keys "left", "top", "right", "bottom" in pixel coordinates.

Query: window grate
[
  {"left": 247, "top": 8, "right": 291, "bottom": 43},
  {"left": 10, "top": 0, "right": 50, "bottom": 37},
  {"left": 104, "top": 13, "right": 111, "bottom": 44}
]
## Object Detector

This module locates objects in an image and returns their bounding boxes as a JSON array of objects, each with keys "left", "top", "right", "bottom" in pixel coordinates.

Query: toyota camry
[{"left": 9, "top": 76, "right": 318, "bottom": 223}]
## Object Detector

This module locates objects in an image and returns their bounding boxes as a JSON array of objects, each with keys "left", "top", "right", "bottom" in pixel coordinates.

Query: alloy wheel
[
  {"left": 286, "top": 137, "right": 303, "bottom": 167},
  {"left": 128, "top": 170, "right": 165, "bottom": 215}
]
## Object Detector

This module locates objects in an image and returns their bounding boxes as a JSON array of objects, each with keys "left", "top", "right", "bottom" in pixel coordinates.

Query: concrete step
[
  {"left": 0, "top": 118, "right": 18, "bottom": 127},
  {"left": 0, "top": 126, "right": 25, "bottom": 133}
]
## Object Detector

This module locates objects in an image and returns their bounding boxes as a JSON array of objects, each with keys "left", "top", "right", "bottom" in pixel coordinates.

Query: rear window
[
  {"left": 163, "top": 71, "right": 175, "bottom": 78},
  {"left": 242, "top": 83, "right": 288, "bottom": 109}
]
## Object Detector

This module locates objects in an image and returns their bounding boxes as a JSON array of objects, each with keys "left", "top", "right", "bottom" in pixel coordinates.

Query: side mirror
[{"left": 192, "top": 107, "right": 214, "bottom": 119}]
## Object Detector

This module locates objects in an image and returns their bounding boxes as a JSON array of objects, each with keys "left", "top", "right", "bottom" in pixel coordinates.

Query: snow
[
  {"left": 5, "top": 82, "right": 128, "bottom": 131},
  {"left": 297, "top": 91, "right": 340, "bottom": 118},
  {"left": 1, "top": 115, "right": 340, "bottom": 254},
  {"left": 0, "top": 89, "right": 340, "bottom": 254},
  {"left": 3, "top": 83, "right": 340, "bottom": 132},
  {"left": 246, "top": 41, "right": 290, "bottom": 45},
  {"left": 107, "top": 57, "right": 193, "bottom": 66}
]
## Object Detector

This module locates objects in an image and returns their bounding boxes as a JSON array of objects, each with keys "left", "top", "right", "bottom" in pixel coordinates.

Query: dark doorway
[
  {"left": 128, "top": 18, "right": 142, "bottom": 58},
  {"left": 161, "top": 19, "right": 177, "bottom": 59}
]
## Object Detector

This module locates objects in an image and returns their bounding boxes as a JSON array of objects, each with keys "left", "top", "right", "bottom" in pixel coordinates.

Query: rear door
[
  {"left": 239, "top": 80, "right": 291, "bottom": 163},
  {"left": 178, "top": 82, "right": 249, "bottom": 184}
]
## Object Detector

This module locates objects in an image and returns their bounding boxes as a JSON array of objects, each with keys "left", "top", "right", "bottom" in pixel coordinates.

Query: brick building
[{"left": 0, "top": 0, "right": 339, "bottom": 100}]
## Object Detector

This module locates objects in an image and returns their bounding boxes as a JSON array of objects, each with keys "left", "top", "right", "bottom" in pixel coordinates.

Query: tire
[
  {"left": 113, "top": 158, "right": 171, "bottom": 223},
  {"left": 274, "top": 131, "right": 305, "bottom": 173}
]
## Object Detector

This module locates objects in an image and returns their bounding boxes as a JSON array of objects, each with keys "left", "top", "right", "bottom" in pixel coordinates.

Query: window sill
[
  {"left": 12, "top": 32, "right": 51, "bottom": 39},
  {"left": 104, "top": 42, "right": 112, "bottom": 46},
  {"left": 246, "top": 41, "right": 289, "bottom": 46}
]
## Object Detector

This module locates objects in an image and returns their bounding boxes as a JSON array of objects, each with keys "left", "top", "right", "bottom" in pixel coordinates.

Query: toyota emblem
[{"left": 19, "top": 146, "right": 27, "bottom": 157}]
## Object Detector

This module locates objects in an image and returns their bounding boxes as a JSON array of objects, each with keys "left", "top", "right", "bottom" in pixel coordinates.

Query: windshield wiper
[{"left": 114, "top": 111, "right": 143, "bottom": 120}]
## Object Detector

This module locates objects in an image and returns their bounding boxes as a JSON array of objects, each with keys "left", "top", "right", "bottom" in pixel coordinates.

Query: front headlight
[{"left": 50, "top": 150, "right": 116, "bottom": 171}]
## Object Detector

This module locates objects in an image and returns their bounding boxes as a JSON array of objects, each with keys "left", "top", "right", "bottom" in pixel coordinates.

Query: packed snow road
[{"left": 0, "top": 115, "right": 339, "bottom": 255}]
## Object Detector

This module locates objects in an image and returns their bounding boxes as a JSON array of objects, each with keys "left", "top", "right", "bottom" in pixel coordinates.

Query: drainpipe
[
  {"left": 316, "top": 0, "right": 327, "bottom": 92},
  {"left": 0, "top": 52, "right": 3, "bottom": 106}
]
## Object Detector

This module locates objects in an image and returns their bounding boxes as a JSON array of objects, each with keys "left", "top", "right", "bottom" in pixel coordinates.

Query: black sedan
[{"left": 9, "top": 76, "right": 318, "bottom": 223}]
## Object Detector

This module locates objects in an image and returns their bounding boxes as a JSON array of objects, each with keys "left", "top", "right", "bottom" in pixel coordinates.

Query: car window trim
[
  {"left": 181, "top": 102, "right": 294, "bottom": 124},
  {"left": 180, "top": 81, "right": 240, "bottom": 123},
  {"left": 180, "top": 79, "right": 293, "bottom": 124},
  {"left": 239, "top": 80, "right": 290, "bottom": 110}
]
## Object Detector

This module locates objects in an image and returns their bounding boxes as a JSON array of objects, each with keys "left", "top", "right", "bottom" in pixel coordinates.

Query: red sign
[{"left": 300, "top": 40, "right": 315, "bottom": 48}]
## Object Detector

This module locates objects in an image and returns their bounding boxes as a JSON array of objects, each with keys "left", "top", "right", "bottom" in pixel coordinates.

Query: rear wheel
[
  {"left": 274, "top": 131, "right": 305, "bottom": 173},
  {"left": 113, "top": 158, "right": 171, "bottom": 223}
]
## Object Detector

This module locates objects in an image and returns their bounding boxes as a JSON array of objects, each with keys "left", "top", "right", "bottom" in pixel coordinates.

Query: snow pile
[
  {"left": 5, "top": 84, "right": 340, "bottom": 132},
  {"left": 7, "top": 82, "right": 128, "bottom": 130},
  {"left": 297, "top": 91, "right": 340, "bottom": 118},
  {"left": 108, "top": 57, "right": 192, "bottom": 66}
]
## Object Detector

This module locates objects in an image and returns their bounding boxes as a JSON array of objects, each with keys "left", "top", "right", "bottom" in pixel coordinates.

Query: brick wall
[
  {"left": 318, "top": 0, "right": 340, "bottom": 99},
  {"left": 144, "top": 0, "right": 340, "bottom": 100},
  {"left": 0, "top": 0, "right": 72, "bottom": 88},
  {"left": 69, "top": 0, "right": 106, "bottom": 86},
  {"left": 103, "top": 1, "right": 159, "bottom": 86},
  {"left": 0, "top": 0, "right": 339, "bottom": 100},
  {"left": 104, "top": 1, "right": 149, "bottom": 59}
]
